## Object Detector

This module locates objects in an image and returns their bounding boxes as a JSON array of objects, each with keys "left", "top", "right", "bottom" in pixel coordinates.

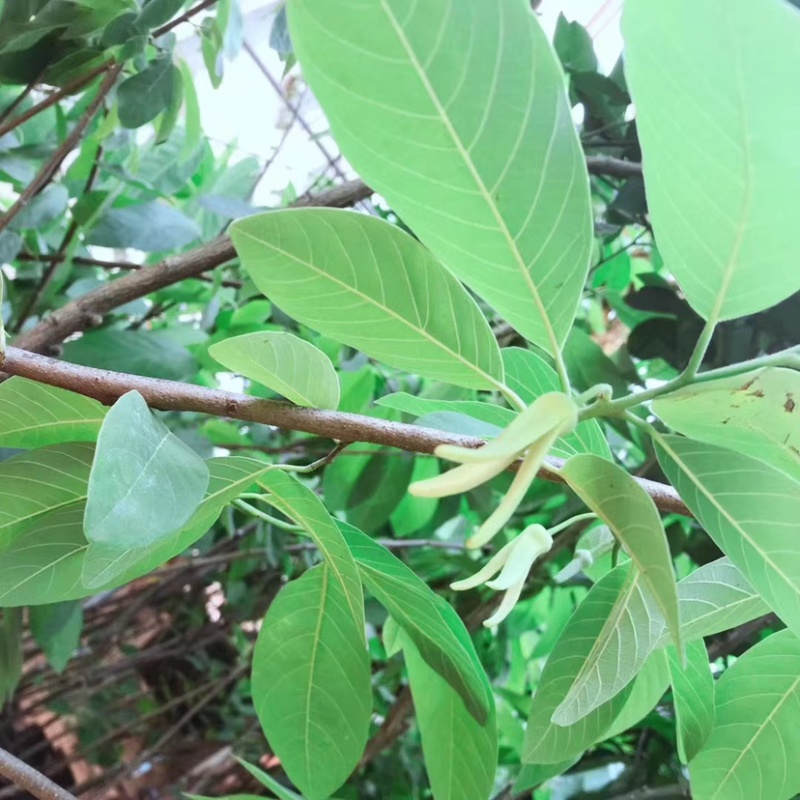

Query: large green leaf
[
  {"left": 654, "top": 368, "right": 800, "bottom": 482},
  {"left": 401, "top": 634, "right": 497, "bottom": 800},
  {"left": 209, "top": 331, "right": 340, "bottom": 410},
  {"left": 602, "top": 649, "right": 670, "bottom": 741},
  {"left": 690, "top": 629, "right": 800, "bottom": 800},
  {"left": 0, "top": 378, "right": 105, "bottom": 449},
  {"left": 251, "top": 565, "right": 371, "bottom": 800},
  {"left": 258, "top": 470, "right": 363, "bottom": 621},
  {"left": 561, "top": 454, "right": 681, "bottom": 654},
  {"left": 523, "top": 565, "right": 635, "bottom": 764},
  {"left": 657, "top": 435, "right": 800, "bottom": 638},
  {"left": 230, "top": 209, "right": 504, "bottom": 391},
  {"left": 672, "top": 557, "right": 770, "bottom": 643},
  {"left": 622, "top": 0, "right": 800, "bottom": 322},
  {"left": 552, "top": 564, "right": 665, "bottom": 725},
  {"left": 84, "top": 392, "right": 210, "bottom": 550},
  {"left": 502, "top": 348, "right": 612, "bottom": 459},
  {"left": 0, "top": 443, "right": 93, "bottom": 549},
  {"left": 667, "top": 639, "right": 714, "bottom": 765},
  {"left": 376, "top": 392, "right": 514, "bottom": 430},
  {"left": 341, "top": 521, "right": 492, "bottom": 723},
  {"left": 286, "top": 0, "right": 592, "bottom": 355},
  {"left": 0, "top": 458, "right": 270, "bottom": 604}
]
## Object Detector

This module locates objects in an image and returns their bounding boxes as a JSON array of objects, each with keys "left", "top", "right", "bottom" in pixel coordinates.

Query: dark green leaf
[
  {"left": 137, "top": 0, "right": 186, "bottom": 30},
  {"left": 117, "top": 57, "right": 176, "bottom": 129},
  {"left": 29, "top": 600, "right": 83, "bottom": 673},
  {"left": 87, "top": 200, "right": 200, "bottom": 251}
]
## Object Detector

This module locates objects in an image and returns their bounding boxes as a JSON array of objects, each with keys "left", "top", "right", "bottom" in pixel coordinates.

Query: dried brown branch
[{"left": 0, "top": 344, "right": 691, "bottom": 519}]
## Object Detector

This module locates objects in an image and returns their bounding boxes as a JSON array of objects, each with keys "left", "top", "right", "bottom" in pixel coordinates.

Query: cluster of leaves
[{"left": 1, "top": 2, "right": 800, "bottom": 800}]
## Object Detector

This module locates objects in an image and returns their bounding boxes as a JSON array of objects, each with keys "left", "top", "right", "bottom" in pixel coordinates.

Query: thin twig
[
  {"left": 153, "top": 0, "right": 219, "bottom": 37},
  {"left": 0, "top": 68, "right": 46, "bottom": 127},
  {"left": 0, "top": 62, "right": 112, "bottom": 139},
  {"left": 0, "top": 345, "right": 691, "bottom": 516},
  {"left": 0, "top": 746, "right": 77, "bottom": 800},
  {"left": 0, "top": 65, "right": 122, "bottom": 238}
]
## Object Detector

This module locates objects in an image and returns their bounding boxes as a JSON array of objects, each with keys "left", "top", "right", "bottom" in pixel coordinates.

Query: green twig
[{"left": 232, "top": 500, "right": 303, "bottom": 532}]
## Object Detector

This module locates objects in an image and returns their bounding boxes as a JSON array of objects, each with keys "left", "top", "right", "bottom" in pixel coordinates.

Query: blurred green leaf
[
  {"left": 117, "top": 57, "right": 177, "bottom": 129},
  {"left": 87, "top": 200, "right": 201, "bottom": 251},
  {"left": 667, "top": 639, "right": 714, "bottom": 764},
  {"left": 29, "top": 600, "right": 83, "bottom": 673}
]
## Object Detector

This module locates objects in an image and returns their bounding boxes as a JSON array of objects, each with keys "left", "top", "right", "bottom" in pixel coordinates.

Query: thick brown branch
[
  {"left": 0, "top": 345, "right": 690, "bottom": 517},
  {"left": 11, "top": 179, "right": 373, "bottom": 354},
  {"left": 0, "top": 746, "right": 77, "bottom": 800}
]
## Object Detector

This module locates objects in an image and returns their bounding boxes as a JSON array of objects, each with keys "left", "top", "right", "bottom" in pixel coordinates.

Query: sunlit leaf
[
  {"left": 654, "top": 367, "right": 800, "bottom": 482},
  {"left": 657, "top": 435, "right": 800, "bottom": 638},
  {"left": 553, "top": 564, "right": 665, "bottom": 725},
  {"left": 690, "top": 629, "right": 800, "bottom": 800},
  {"left": 210, "top": 331, "right": 340, "bottom": 409},
  {"left": 561, "top": 454, "right": 682, "bottom": 654},
  {"left": 0, "top": 378, "right": 105, "bottom": 449},
  {"left": 84, "top": 391, "right": 210, "bottom": 550},
  {"left": 623, "top": 0, "right": 800, "bottom": 321},
  {"left": 287, "top": 0, "right": 592, "bottom": 355},
  {"left": 252, "top": 565, "right": 371, "bottom": 800},
  {"left": 341, "top": 521, "right": 492, "bottom": 723},
  {"left": 231, "top": 209, "right": 504, "bottom": 391},
  {"left": 668, "top": 639, "right": 714, "bottom": 764},
  {"left": 523, "top": 565, "right": 635, "bottom": 764}
]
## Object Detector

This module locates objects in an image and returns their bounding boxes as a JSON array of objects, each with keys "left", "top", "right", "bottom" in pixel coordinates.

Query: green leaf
[
  {"left": 523, "top": 565, "right": 635, "bottom": 764},
  {"left": 401, "top": 635, "right": 497, "bottom": 800},
  {"left": 200, "top": 17, "right": 224, "bottom": 89},
  {"left": 0, "top": 457, "right": 271, "bottom": 605},
  {"left": 0, "top": 378, "right": 105, "bottom": 449},
  {"left": 667, "top": 639, "right": 714, "bottom": 764},
  {"left": 561, "top": 454, "right": 682, "bottom": 655},
  {"left": 84, "top": 392, "right": 209, "bottom": 550},
  {"left": 622, "top": 0, "right": 800, "bottom": 322},
  {"left": 602, "top": 649, "right": 670, "bottom": 741},
  {"left": 514, "top": 759, "right": 579, "bottom": 795},
  {"left": 690, "top": 629, "right": 800, "bottom": 800},
  {"left": 0, "top": 443, "right": 94, "bottom": 549},
  {"left": 210, "top": 331, "right": 340, "bottom": 410},
  {"left": 155, "top": 59, "right": 183, "bottom": 143},
  {"left": 673, "top": 557, "right": 770, "bottom": 643},
  {"left": 287, "top": 0, "right": 592, "bottom": 356},
  {"left": 0, "top": 608, "right": 22, "bottom": 704},
  {"left": 502, "top": 348, "right": 612, "bottom": 460},
  {"left": 654, "top": 368, "right": 800, "bottom": 482},
  {"left": 230, "top": 209, "right": 504, "bottom": 391},
  {"left": 552, "top": 564, "right": 666, "bottom": 726},
  {"left": 178, "top": 59, "right": 201, "bottom": 157},
  {"left": 340, "top": 521, "right": 492, "bottom": 723},
  {"left": 235, "top": 758, "right": 303, "bottom": 800},
  {"left": 656, "top": 435, "right": 800, "bottom": 639},
  {"left": 554, "top": 13, "right": 597, "bottom": 73},
  {"left": 252, "top": 565, "right": 371, "bottom": 800},
  {"left": 376, "top": 392, "right": 515, "bottom": 430},
  {"left": 29, "top": 601, "right": 83, "bottom": 673},
  {"left": 117, "top": 57, "right": 177, "bottom": 129},
  {"left": 259, "top": 470, "right": 363, "bottom": 620},
  {"left": 87, "top": 200, "right": 201, "bottom": 251},
  {"left": 390, "top": 457, "right": 439, "bottom": 536},
  {"left": 137, "top": 0, "right": 185, "bottom": 29}
]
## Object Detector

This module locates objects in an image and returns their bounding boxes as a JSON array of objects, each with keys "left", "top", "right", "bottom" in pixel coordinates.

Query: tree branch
[
  {"left": 585, "top": 155, "right": 642, "bottom": 180},
  {"left": 0, "top": 345, "right": 690, "bottom": 517},
  {"left": 153, "top": 0, "right": 219, "bottom": 37},
  {"left": 0, "top": 746, "right": 77, "bottom": 800},
  {"left": 10, "top": 178, "right": 373, "bottom": 354},
  {"left": 0, "top": 65, "right": 122, "bottom": 239}
]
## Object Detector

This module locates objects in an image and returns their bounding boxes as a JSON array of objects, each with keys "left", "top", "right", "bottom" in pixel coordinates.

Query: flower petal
[
  {"left": 483, "top": 579, "right": 526, "bottom": 627},
  {"left": 408, "top": 452, "right": 518, "bottom": 498},
  {"left": 466, "top": 431, "right": 558, "bottom": 549},
  {"left": 449, "top": 536, "right": 518, "bottom": 591},
  {"left": 486, "top": 525, "right": 552, "bottom": 590},
  {"left": 434, "top": 393, "right": 578, "bottom": 465}
]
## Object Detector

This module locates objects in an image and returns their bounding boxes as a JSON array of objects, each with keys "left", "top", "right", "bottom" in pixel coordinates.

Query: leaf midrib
[{"left": 379, "top": 0, "right": 562, "bottom": 358}]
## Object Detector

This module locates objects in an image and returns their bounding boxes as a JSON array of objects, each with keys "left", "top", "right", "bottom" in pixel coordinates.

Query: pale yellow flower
[
  {"left": 409, "top": 392, "right": 578, "bottom": 548},
  {"left": 451, "top": 524, "right": 554, "bottom": 627}
]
